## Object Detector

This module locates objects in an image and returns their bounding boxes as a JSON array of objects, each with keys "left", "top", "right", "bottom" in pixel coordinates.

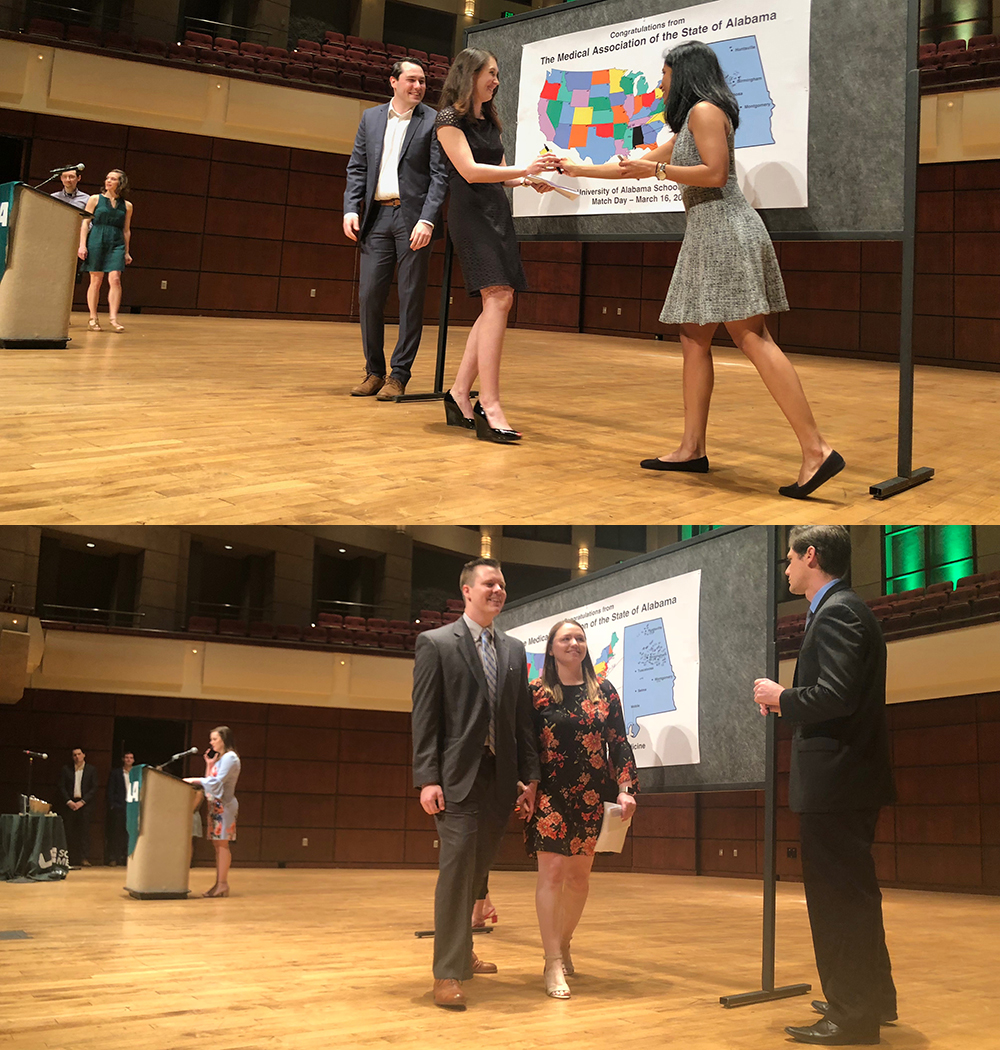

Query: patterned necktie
[{"left": 479, "top": 629, "right": 497, "bottom": 753}]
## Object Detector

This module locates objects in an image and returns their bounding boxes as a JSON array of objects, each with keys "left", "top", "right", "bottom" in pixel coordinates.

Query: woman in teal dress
[{"left": 78, "top": 169, "right": 133, "bottom": 332}]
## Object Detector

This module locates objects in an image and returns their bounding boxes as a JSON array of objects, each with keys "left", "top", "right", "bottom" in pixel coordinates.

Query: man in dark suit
[
  {"left": 412, "top": 557, "right": 541, "bottom": 1010},
  {"left": 57, "top": 747, "right": 98, "bottom": 867},
  {"left": 755, "top": 525, "right": 896, "bottom": 1046},
  {"left": 343, "top": 59, "right": 448, "bottom": 401},
  {"left": 105, "top": 750, "right": 134, "bottom": 865}
]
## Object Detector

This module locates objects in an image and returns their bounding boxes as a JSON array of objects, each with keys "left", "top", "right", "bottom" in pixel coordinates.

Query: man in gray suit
[
  {"left": 755, "top": 525, "right": 896, "bottom": 1046},
  {"left": 343, "top": 59, "right": 448, "bottom": 401},
  {"left": 412, "top": 557, "right": 541, "bottom": 1010}
]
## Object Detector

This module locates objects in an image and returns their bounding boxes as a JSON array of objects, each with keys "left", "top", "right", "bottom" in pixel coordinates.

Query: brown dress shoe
[
  {"left": 376, "top": 377, "right": 406, "bottom": 400},
  {"left": 433, "top": 979, "right": 466, "bottom": 1009},
  {"left": 471, "top": 950, "right": 497, "bottom": 975},
  {"left": 350, "top": 373, "right": 385, "bottom": 396}
]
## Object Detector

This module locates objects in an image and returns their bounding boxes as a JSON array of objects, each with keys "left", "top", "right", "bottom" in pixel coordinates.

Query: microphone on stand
[
  {"left": 23, "top": 750, "right": 48, "bottom": 759},
  {"left": 156, "top": 746, "right": 199, "bottom": 771},
  {"left": 49, "top": 162, "right": 85, "bottom": 173}
]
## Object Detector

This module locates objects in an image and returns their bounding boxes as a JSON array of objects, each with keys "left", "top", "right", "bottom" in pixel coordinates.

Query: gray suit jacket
[
  {"left": 780, "top": 581, "right": 895, "bottom": 813},
  {"left": 411, "top": 620, "right": 541, "bottom": 807},
  {"left": 343, "top": 101, "right": 448, "bottom": 243}
]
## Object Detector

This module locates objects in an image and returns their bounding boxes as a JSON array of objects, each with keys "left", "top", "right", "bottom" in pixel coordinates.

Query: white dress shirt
[{"left": 73, "top": 768, "right": 83, "bottom": 798}]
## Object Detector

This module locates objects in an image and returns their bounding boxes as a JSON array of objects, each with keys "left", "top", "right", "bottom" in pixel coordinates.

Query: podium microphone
[
  {"left": 23, "top": 749, "right": 48, "bottom": 759},
  {"left": 174, "top": 746, "right": 200, "bottom": 761},
  {"left": 49, "top": 162, "right": 85, "bottom": 173}
]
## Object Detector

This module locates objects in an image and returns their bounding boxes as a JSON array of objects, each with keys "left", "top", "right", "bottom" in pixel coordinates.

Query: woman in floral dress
[
  {"left": 184, "top": 725, "right": 240, "bottom": 897},
  {"left": 525, "top": 619, "right": 638, "bottom": 998}
]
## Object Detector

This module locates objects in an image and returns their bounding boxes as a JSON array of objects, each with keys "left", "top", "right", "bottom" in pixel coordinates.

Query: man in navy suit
[
  {"left": 755, "top": 525, "right": 896, "bottom": 1046},
  {"left": 343, "top": 59, "right": 448, "bottom": 400}
]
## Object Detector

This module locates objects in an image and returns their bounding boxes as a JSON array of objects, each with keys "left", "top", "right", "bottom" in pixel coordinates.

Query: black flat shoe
[
  {"left": 640, "top": 455, "right": 709, "bottom": 473},
  {"left": 779, "top": 450, "right": 845, "bottom": 499},
  {"left": 784, "top": 1019, "right": 879, "bottom": 1045},
  {"left": 443, "top": 391, "right": 474, "bottom": 429},
  {"left": 473, "top": 401, "right": 521, "bottom": 443},
  {"left": 812, "top": 1001, "right": 897, "bottom": 1026}
]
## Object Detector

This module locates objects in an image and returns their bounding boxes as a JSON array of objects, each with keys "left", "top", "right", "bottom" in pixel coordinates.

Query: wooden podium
[
  {"left": 125, "top": 766, "right": 203, "bottom": 900},
  {"left": 0, "top": 182, "right": 85, "bottom": 349}
]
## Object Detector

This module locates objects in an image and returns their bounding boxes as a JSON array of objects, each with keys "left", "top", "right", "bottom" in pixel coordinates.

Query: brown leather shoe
[
  {"left": 433, "top": 978, "right": 466, "bottom": 1009},
  {"left": 376, "top": 376, "right": 406, "bottom": 400},
  {"left": 350, "top": 373, "right": 385, "bottom": 396},
  {"left": 471, "top": 950, "right": 497, "bottom": 975}
]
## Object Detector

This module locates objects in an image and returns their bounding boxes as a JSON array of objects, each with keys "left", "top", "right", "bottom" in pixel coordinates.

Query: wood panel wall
[
  {"left": 0, "top": 106, "right": 995, "bottom": 362},
  {"left": 2, "top": 687, "right": 996, "bottom": 894}
]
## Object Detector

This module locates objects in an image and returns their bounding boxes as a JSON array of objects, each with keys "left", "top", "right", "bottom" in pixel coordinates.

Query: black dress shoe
[
  {"left": 812, "top": 1001, "right": 897, "bottom": 1025},
  {"left": 784, "top": 1018, "right": 879, "bottom": 1045},
  {"left": 778, "top": 450, "right": 845, "bottom": 499},
  {"left": 639, "top": 454, "right": 709, "bottom": 472},
  {"left": 473, "top": 400, "right": 521, "bottom": 443},
  {"left": 443, "top": 391, "right": 474, "bottom": 429}
]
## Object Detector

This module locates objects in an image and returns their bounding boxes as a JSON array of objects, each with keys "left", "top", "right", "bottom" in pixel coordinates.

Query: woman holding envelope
[
  {"left": 434, "top": 47, "right": 558, "bottom": 442},
  {"left": 525, "top": 619, "right": 638, "bottom": 998}
]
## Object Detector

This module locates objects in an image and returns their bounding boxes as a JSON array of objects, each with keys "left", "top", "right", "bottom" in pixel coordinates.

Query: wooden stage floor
[
  {"left": 1, "top": 316, "right": 998, "bottom": 524},
  {"left": 1, "top": 868, "right": 997, "bottom": 1050}
]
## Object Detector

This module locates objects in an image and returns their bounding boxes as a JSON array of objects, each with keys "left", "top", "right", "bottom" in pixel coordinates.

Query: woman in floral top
[{"left": 525, "top": 619, "right": 638, "bottom": 998}]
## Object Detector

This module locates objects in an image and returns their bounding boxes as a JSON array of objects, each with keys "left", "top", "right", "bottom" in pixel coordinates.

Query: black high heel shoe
[
  {"left": 473, "top": 401, "right": 521, "bottom": 444},
  {"left": 443, "top": 391, "right": 474, "bottom": 429}
]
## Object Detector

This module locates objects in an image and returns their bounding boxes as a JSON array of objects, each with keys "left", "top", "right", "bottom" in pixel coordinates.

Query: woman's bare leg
[
  {"left": 725, "top": 315, "right": 833, "bottom": 484},
  {"left": 448, "top": 285, "right": 516, "bottom": 431},
  {"left": 87, "top": 272, "right": 104, "bottom": 321},
  {"left": 214, "top": 840, "right": 231, "bottom": 891},
  {"left": 652, "top": 322, "right": 717, "bottom": 461},
  {"left": 107, "top": 271, "right": 122, "bottom": 323}
]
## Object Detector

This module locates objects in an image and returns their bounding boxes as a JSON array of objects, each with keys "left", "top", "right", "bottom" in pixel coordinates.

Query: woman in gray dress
[
  {"left": 560, "top": 42, "right": 843, "bottom": 499},
  {"left": 184, "top": 725, "right": 240, "bottom": 897}
]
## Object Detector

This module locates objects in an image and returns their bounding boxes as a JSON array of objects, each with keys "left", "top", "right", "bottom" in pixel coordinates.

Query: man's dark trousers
[
  {"left": 432, "top": 751, "right": 507, "bottom": 981},
  {"left": 359, "top": 203, "right": 432, "bottom": 385},
  {"left": 800, "top": 809, "right": 897, "bottom": 1030}
]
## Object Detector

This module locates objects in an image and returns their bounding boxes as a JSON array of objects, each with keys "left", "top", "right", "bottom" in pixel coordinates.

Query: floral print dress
[{"left": 525, "top": 678, "right": 639, "bottom": 857}]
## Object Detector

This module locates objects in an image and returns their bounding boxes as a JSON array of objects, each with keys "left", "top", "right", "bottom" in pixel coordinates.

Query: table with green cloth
[{"left": 0, "top": 813, "right": 70, "bottom": 880}]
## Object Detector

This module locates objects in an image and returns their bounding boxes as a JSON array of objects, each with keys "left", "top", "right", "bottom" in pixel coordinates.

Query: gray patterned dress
[{"left": 660, "top": 111, "right": 788, "bottom": 325}]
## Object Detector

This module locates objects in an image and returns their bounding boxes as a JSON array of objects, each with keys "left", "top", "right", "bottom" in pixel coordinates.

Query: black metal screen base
[
  {"left": 414, "top": 926, "right": 492, "bottom": 938},
  {"left": 869, "top": 466, "right": 934, "bottom": 500},
  {"left": 127, "top": 889, "right": 190, "bottom": 899},
  {"left": 720, "top": 982, "right": 811, "bottom": 1008},
  {"left": 392, "top": 389, "right": 477, "bottom": 404}
]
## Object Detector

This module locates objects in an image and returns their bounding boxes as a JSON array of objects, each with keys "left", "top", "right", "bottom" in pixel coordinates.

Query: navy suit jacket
[
  {"left": 343, "top": 101, "right": 448, "bottom": 242},
  {"left": 780, "top": 581, "right": 895, "bottom": 814}
]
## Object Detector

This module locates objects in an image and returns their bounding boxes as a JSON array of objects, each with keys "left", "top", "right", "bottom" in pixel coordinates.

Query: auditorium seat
[
  {"left": 971, "top": 592, "right": 1000, "bottom": 617},
  {"left": 184, "top": 30, "right": 214, "bottom": 48},
  {"left": 136, "top": 37, "right": 167, "bottom": 57},
  {"left": 341, "top": 58, "right": 365, "bottom": 73},
  {"left": 66, "top": 26, "right": 102, "bottom": 46},
  {"left": 27, "top": 19, "right": 64, "bottom": 39},
  {"left": 408, "top": 48, "right": 429, "bottom": 62},
  {"left": 264, "top": 45, "right": 289, "bottom": 60},
  {"left": 335, "top": 71, "right": 361, "bottom": 92},
  {"left": 445, "top": 598, "right": 464, "bottom": 612},
  {"left": 215, "top": 37, "right": 239, "bottom": 53},
  {"left": 344, "top": 615, "right": 366, "bottom": 629},
  {"left": 441, "top": 611, "right": 461, "bottom": 623},
  {"left": 188, "top": 616, "right": 218, "bottom": 634},
  {"left": 322, "top": 43, "right": 345, "bottom": 58},
  {"left": 937, "top": 38, "right": 967, "bottom": 53},
  {"left": 356, "top": 631, "right": 380, "bottom": 647},
  {"left": 324, "top": 31, "right": 345, "bottom": 45},
  {"left": 920, "top": 66, "right": 948, "bottom": 88},
  {"left": 968, "top": 34, "right": 998, "bottom": 50},
  {"left": 167, "top": 43, "right": 197, "bottom": 61},
  {"left": 302, "top": 625, "right": 329, "bottom": 642},
  {"left": 296, "top": 39, "right": 321, "bottom": 55},
  {"left": 328, "top": 626, "right": 350, "bottom": 643},
  {"left": 248, "top": 621, "right": 275, "bottom": 638},
  {"left": 367, "top": 617, "right": 388, "bottom": 632},
  {"left": 918, "top": 43, "right": 938, "bottom": 58},
  {"left": 105, "top": 32, "right": 135, "bottom": 51},
  {"left": 275, "top": 624, "right": 303, "bottom": 641},
  {"left": 403, "top": 634, "right": 417, "bottom": 651},
  {"left": 314, "top": 55, "right": 339, "bottom": 70},
  {"left": 346, "top": 34, "right": 365, "bottom": 48},
  {"left": 199, "top": 51, "right": 229, "bottom": 68},
  {"left": 379, "top": 632, "right": 405, "bottom": 649},
  {"left": 257, "top": 59, "right": 285, "bottom": 76},
  {"left": 363, "top": 74, "right": 386, "bottom": 94},
  {"left": 226, "top": 54, "right": 256, "bottom": 71},
  {"left": 386, "top": 44, "right": 407, "bottom": 58},
  {"left": 388, "top": 619, "right": 411, "bottom": 632},
  {"left": 346, "top": 47, "right": 368, "bottom": 62},
  {"left": 240, "top": 41, "right": 264, "bottom": 57},
  {"left": 317, "top": 612, "right": 343, "bottom": 626},
  {"left": 429, "top": 53, "right": 449, "bottom": 65},
  {"left": 285, "top": 63, "right": 313, "bottom": 81},
  {"left": 218, "top": 618, "right": 248, "bottom": 636}
]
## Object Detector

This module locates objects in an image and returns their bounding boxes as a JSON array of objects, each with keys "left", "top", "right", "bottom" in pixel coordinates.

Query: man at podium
[{"left": 50, "top": 168, "right": 89, "bottom": 209}]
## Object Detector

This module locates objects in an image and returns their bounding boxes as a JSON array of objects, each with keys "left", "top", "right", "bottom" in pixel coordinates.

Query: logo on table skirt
[
  {"left": 38, "top": 847, "right": 70, "bottom": 869},
  {"left": 127, "top": 780, "right": 140, "bottom": 803}
]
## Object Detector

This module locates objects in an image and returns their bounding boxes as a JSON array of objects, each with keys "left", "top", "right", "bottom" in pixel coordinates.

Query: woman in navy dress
[
  {"left": 525, "top": 619, "right": 638, "bottom": 998},
  {"left": 434, "top": 48, "right": 558, "bottom": 442},
  {"left": 78, "top": 169, "right": 133, "bottom": 332}
]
